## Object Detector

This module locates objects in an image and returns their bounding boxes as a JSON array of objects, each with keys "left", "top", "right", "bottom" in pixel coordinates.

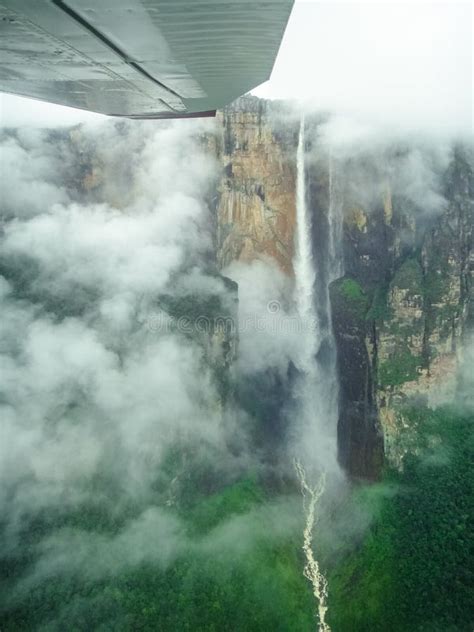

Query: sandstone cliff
[
  {"left": 62, "top": 103, "right": 473, "bottom": 478},
  {"left": 214, "top": 100, "right": 472, "bottom": 478},
  {"left": 331, "top": 145, "right": 473, "bottom": 470},
  {"left": 214, "top": 96, "right": 297, "bottom": 275}
]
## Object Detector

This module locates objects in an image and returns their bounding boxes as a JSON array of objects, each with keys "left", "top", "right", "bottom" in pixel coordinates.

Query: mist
[
  {"left": 0, "top": 121, "right": 249, "bottom": 589},
  {"left": 1, "top": 83, "right": 472, "bottom": 629},
  {"left": 0, "top": 116, "right": 330, "bottom": 624}
]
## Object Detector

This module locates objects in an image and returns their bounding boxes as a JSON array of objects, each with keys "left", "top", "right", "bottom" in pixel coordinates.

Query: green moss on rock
[
  {"left": 160, "top": 293, "right": 223, "bottom": 322},
  {"left": 366, "top": 284, "right": 391, "bottom": 322},
  {"left": 378, "top": 347, "right": 420, "bottom": 387},
  {"left": 332, "top": 277, "right": 369, "bottom": 320},
  {"left": 393, "top": 257, "right": 423, "bottom": 292},
  {"left": 423, "top": 246, "right": 453, "bottom": 305}
]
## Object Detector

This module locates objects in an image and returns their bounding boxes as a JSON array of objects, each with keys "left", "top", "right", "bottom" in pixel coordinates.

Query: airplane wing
[{"left": 0, "top": 0, "right": 293, "bottom": 119}]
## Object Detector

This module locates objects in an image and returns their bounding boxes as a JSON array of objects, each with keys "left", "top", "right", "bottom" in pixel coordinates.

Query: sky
[
  {"left": 255, "top": 0, "right": 473, "bottom": 135},
  {"left": 0, "top": 0, "right": 472, "bottom": 134}
]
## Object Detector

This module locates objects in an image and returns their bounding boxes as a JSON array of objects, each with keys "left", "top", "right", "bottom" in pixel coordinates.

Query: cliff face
[
  {"left": 156, "top": 277, "right": 239, "bottom": 406},
  {"left": 214, "top": 96, "right": 297, "bottom": 274},
  {"left": 332, "top": 146, "right": 473, "bottom": 469},
  {"left": 4, "top": 125, "right": 240, "bottom": 416},
  {"left": 329, "top": 278, "right": 384, "bottom": 479},
  {"left": 60, "top": 102, "right": 472, "bottom": 479},
  {"left": 215, "top": 100, "right": 473, "bottom": 478}
]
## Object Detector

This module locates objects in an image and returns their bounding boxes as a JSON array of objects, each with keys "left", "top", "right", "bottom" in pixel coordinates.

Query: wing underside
[{"left": 0, "top": 0, "right": 293, "bottom": 118}]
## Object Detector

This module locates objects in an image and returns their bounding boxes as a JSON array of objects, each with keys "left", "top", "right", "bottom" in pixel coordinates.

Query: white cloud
[
  {"left": 0, "top": 120, "right": 231, "bottom": 538},
  {"left": 0, "top": 93, "right": 106, "bottom": 128},
  {"left": 255, "top": 1, "right": 473, "bottom": 136}
]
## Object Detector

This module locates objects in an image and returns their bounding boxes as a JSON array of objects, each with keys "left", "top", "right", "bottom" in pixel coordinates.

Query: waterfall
[
  {"left": 293, "top": 121, "right": 343, "bottom": 433},
  {"left": 322, "top": 149, "right": 344, "bottom": 434},
  {"left": 293, "top": 115, "right": 335, "bottom": 632},
  {"left": 327, "top": 150, "right": 344, "bottom": 281},
  {"left": 294, "top": 114, "right": 318, "bottom": 371},
  {"left": 293, "top": 116, "right": 345, "bottom": 631},
  {"left": 293, "top": 115, "right": 343, "bottom": 452}
]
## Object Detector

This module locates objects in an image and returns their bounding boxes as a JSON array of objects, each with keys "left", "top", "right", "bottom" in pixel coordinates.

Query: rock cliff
[
  {"left": 214, "top": 99, "right": 473, "bottom": 478},
  {"left": 55, "top": 102, "right": 472, "bottom": 479},
  {"left": 213, "top": 96, "right": 297, "bottom": 274},
  {"left": 331, "top": 144, "right": 473, "bottom": 471}
]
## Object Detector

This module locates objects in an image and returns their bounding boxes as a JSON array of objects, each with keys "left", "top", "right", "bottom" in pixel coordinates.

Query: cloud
[
  {"left": 222, "top": 257, "right": 343, "bottom": 479},
  {"left": 25, "top": 507, "right": 186, "bottom": 584},
  {"left": 0, "top": 119, "right": 234, "bottom": 552},
  {"left": 224, "top": 259, "right": 302, "bottom": 375},
  {"left": 255, "top": 1, "right": 473, "bottom": 137},
  {"left": 458, "top": 333, "right": 474, "bottom": 411},
  {"left": 0, "top": 92, "right": 106, "bottom": 128},
  {"left": 0, "top": 131, "right": 71, "bottom": 218},
  {"left": 1, "top": 118, "right": 311, "bottom": 615},
  {"left": 311, "top": 115, "right": 455, "bottom": 220}
]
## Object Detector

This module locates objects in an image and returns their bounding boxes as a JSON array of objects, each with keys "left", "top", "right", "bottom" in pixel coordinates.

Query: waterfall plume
[
  {"left": 292, "top": 114, "right": 342, "bottom": 631},
  {"left": 292, "top": 115, "right": 343, "bottom": 468},
  {"left": 294, "top": 114, "right": 318, "bottom": 371}
]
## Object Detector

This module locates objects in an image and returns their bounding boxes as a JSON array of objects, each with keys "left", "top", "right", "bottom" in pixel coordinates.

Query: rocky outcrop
[
  {"left": 334, "top": 145, "right": 473, "bottom": 468},
  {"left": 157, "top": 275, "right": 239, "bottom": 405},
  {"left": 212, "top": 101, "right": 472, "bottom": 476},
  {"left": 63, "top": 99, "right": 472, "bottom": 476},
  {"left": 214, "top": 96, "right": 297, "bottom": 274},
  {"left": 330, "top": 278, "right": 384, "bottom": 480}
]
